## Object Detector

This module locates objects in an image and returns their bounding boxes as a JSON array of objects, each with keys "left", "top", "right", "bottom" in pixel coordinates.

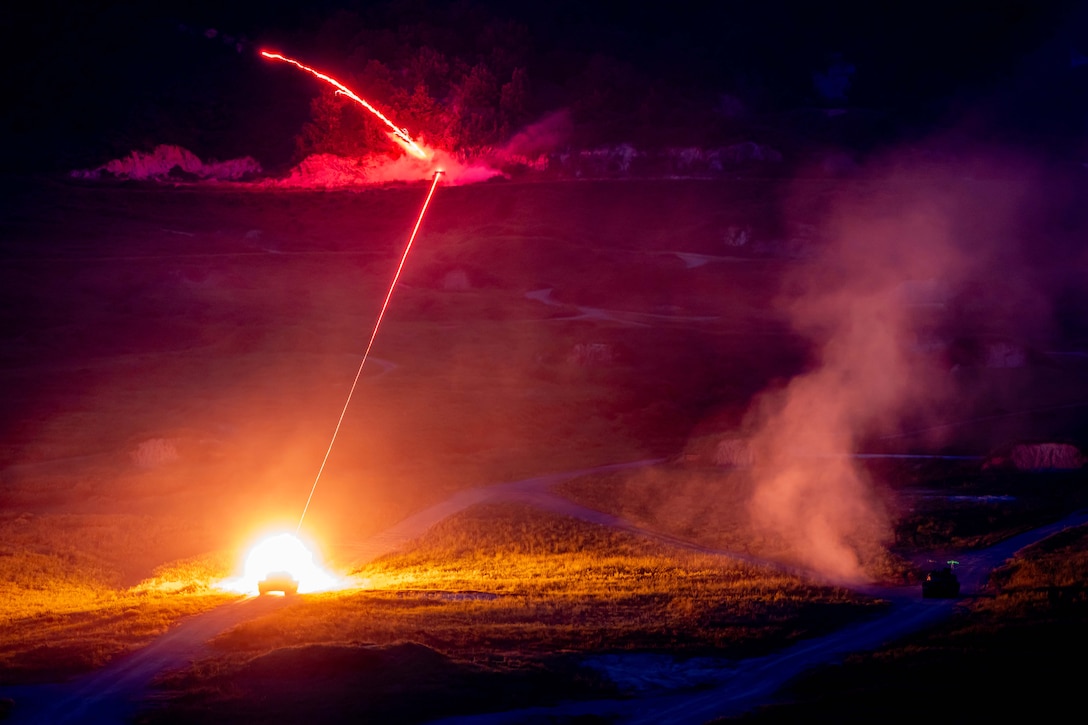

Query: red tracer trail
[
  {"left": 261, "top": 50, "right": 428, "bottom": 159},
  {"left": 297, "top": 171, "right": 445, "bottom": 532}
]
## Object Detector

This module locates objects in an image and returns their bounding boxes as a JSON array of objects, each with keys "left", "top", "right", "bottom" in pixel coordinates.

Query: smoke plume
[{"left": 743, "top": 158, "right": 989, "bottom": 582}]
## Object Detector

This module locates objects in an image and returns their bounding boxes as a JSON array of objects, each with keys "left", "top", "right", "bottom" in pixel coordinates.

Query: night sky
[{"left": 3, "top": 0, "right": 1086, "bottom": 173}]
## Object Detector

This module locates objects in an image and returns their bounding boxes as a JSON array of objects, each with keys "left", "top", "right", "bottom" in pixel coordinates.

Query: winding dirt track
[
  {"left": 1, "top": 597, "right": 293, "bottom": 724},
  {"left": 3, "top": 460, "right": 1087, "bottom": 725},
  {"left": 431, "top": 506, "right": 1088, "bottom": 725}
]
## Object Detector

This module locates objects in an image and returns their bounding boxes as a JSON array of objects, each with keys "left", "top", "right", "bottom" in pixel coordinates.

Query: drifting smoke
[
  {"left": 497, "top": 110, "right": 574, "bottom": 160},
  {"left": 740, "top": 154, "right": 1012, "bottom": 582}
]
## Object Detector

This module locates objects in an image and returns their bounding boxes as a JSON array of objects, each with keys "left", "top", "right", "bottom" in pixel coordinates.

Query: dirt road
[
  {"left": 0, "top": 460, "right": 658, "bottom": 724},
  {"left": 431, "top": 506, "right": 1088, "bottom": 725},
  {"left": 3, "top": 461, "right": 1086, "bottom": 725},
  {"left": 0, "top": 596, "right": 290, "bottom": 724}
]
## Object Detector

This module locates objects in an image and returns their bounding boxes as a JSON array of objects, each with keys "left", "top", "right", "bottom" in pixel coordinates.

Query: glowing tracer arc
[{"left": 260, "top": 50, "right": 429, "bottom": 159}]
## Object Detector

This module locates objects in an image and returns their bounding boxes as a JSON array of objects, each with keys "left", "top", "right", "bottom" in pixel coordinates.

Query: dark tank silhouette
[{"left": 922, "top": 565, "right": 960, "bottom": 598}]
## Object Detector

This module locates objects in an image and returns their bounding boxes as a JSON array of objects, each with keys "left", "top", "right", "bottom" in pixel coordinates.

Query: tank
[
  {"left": 922, "top": 566, "right": 960, "bottom": 598},
  {"left": 258, "top": 570, "right": 299, "bottom": 595}
]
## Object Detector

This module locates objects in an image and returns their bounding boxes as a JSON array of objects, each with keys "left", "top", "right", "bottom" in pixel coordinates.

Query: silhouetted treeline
[{"left": 3, "top": 0, "right": 1085, "bottom": 172}]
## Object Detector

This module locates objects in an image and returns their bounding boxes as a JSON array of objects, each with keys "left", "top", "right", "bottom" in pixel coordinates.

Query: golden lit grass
[
  {"left": 0, "top": 581, "right": 235, "bottom": 685},
  {"left": 0, "top": 512, "right": 238, "bottom": 684},
  {"left": 138, "top": 502, "right": 886, "bottom": 723},
  {"left": 555, "top": 463, "right": 911, "bottom": 582},
  {"left": 209, "top": 503, "right": 883, "bottom": 664}
]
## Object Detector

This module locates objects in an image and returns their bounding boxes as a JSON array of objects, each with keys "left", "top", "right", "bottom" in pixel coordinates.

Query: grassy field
[
  {"left": 140, "top": 502, "right": 883, "bottom": 723},
  {"left": 224, "top": 503, "right": 878, "bottom": 657},
  {"left": 0, "top": 176, "right": 809, "bottom": 695},
  {"left": 716, "top": 522, "right": 1088, "bottom": 723},
  {"left": 0, "top": 521, "right": 235, "bottom": 684},
  {"left": 1, "top": 174, "right": 1087, "bottom": 721}
]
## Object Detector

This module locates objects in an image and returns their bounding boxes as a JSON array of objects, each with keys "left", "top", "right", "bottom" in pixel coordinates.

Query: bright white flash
[{"left": 219, "top": 532, "right": 347, "bottom": 595}]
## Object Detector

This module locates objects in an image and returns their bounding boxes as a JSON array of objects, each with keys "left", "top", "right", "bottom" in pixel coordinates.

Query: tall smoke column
[
  {"left": 744, "top": 184, "right": 971, "bottom": 583},
  {"left": 297, "top": 170, "right": 444, "bottom": 532}
]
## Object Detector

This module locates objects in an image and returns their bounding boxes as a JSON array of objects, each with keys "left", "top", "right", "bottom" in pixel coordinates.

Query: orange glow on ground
[
  {"left": 219, "top": 532, "right": 352, "bottom": 595},
  {"left": 261, "top": 50, "right": 431, "bottom": 160}
]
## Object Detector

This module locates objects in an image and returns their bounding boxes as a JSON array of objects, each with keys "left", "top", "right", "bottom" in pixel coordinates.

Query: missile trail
[{"left": 297, "top": 170, "right": 445, "bottom": 532}]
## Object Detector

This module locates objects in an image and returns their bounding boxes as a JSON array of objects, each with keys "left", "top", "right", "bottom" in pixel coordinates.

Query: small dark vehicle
[
  {"left": 922, "top": 566, "right": 960, "bottom": 598},
  {"left": 258, "top": 571, "right": 299, "bottom": 596}
]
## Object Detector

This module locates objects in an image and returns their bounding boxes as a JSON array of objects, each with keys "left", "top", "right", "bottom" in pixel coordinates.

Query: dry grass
[
  {"left": 138, "top": 502, "right": 885, "bottom": 723},
  {"left": 0, "top": 570, "right": 236, "bottom": 685},
  {"left": 3, "top": 178, "right": 1087, "bottom": 719},
  {"left": 892, "top": 468, "right": 1088, "bottom": 551},
  {"left": 557, "top": 458, "right": 1088, "bottom": 582},
  {"left": 0, "top": 512, "right": 239, "bottom": 684},
  {"left": 555, "top": 463, "right": 912, "bottom": 582},
  {"left": 977, "top": 524, "right": 1088, "bottom": 619},
  {"left": 208, "top": 503, "right": 881, "bottom": 663},
  {"left": 715, "top": 523, "right": 1088, "bottom": 723}
]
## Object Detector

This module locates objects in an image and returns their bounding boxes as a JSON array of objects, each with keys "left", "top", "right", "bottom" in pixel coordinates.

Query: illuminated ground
[{"left": 1, "top": 172, "right": 1087, "bottom": 723}]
